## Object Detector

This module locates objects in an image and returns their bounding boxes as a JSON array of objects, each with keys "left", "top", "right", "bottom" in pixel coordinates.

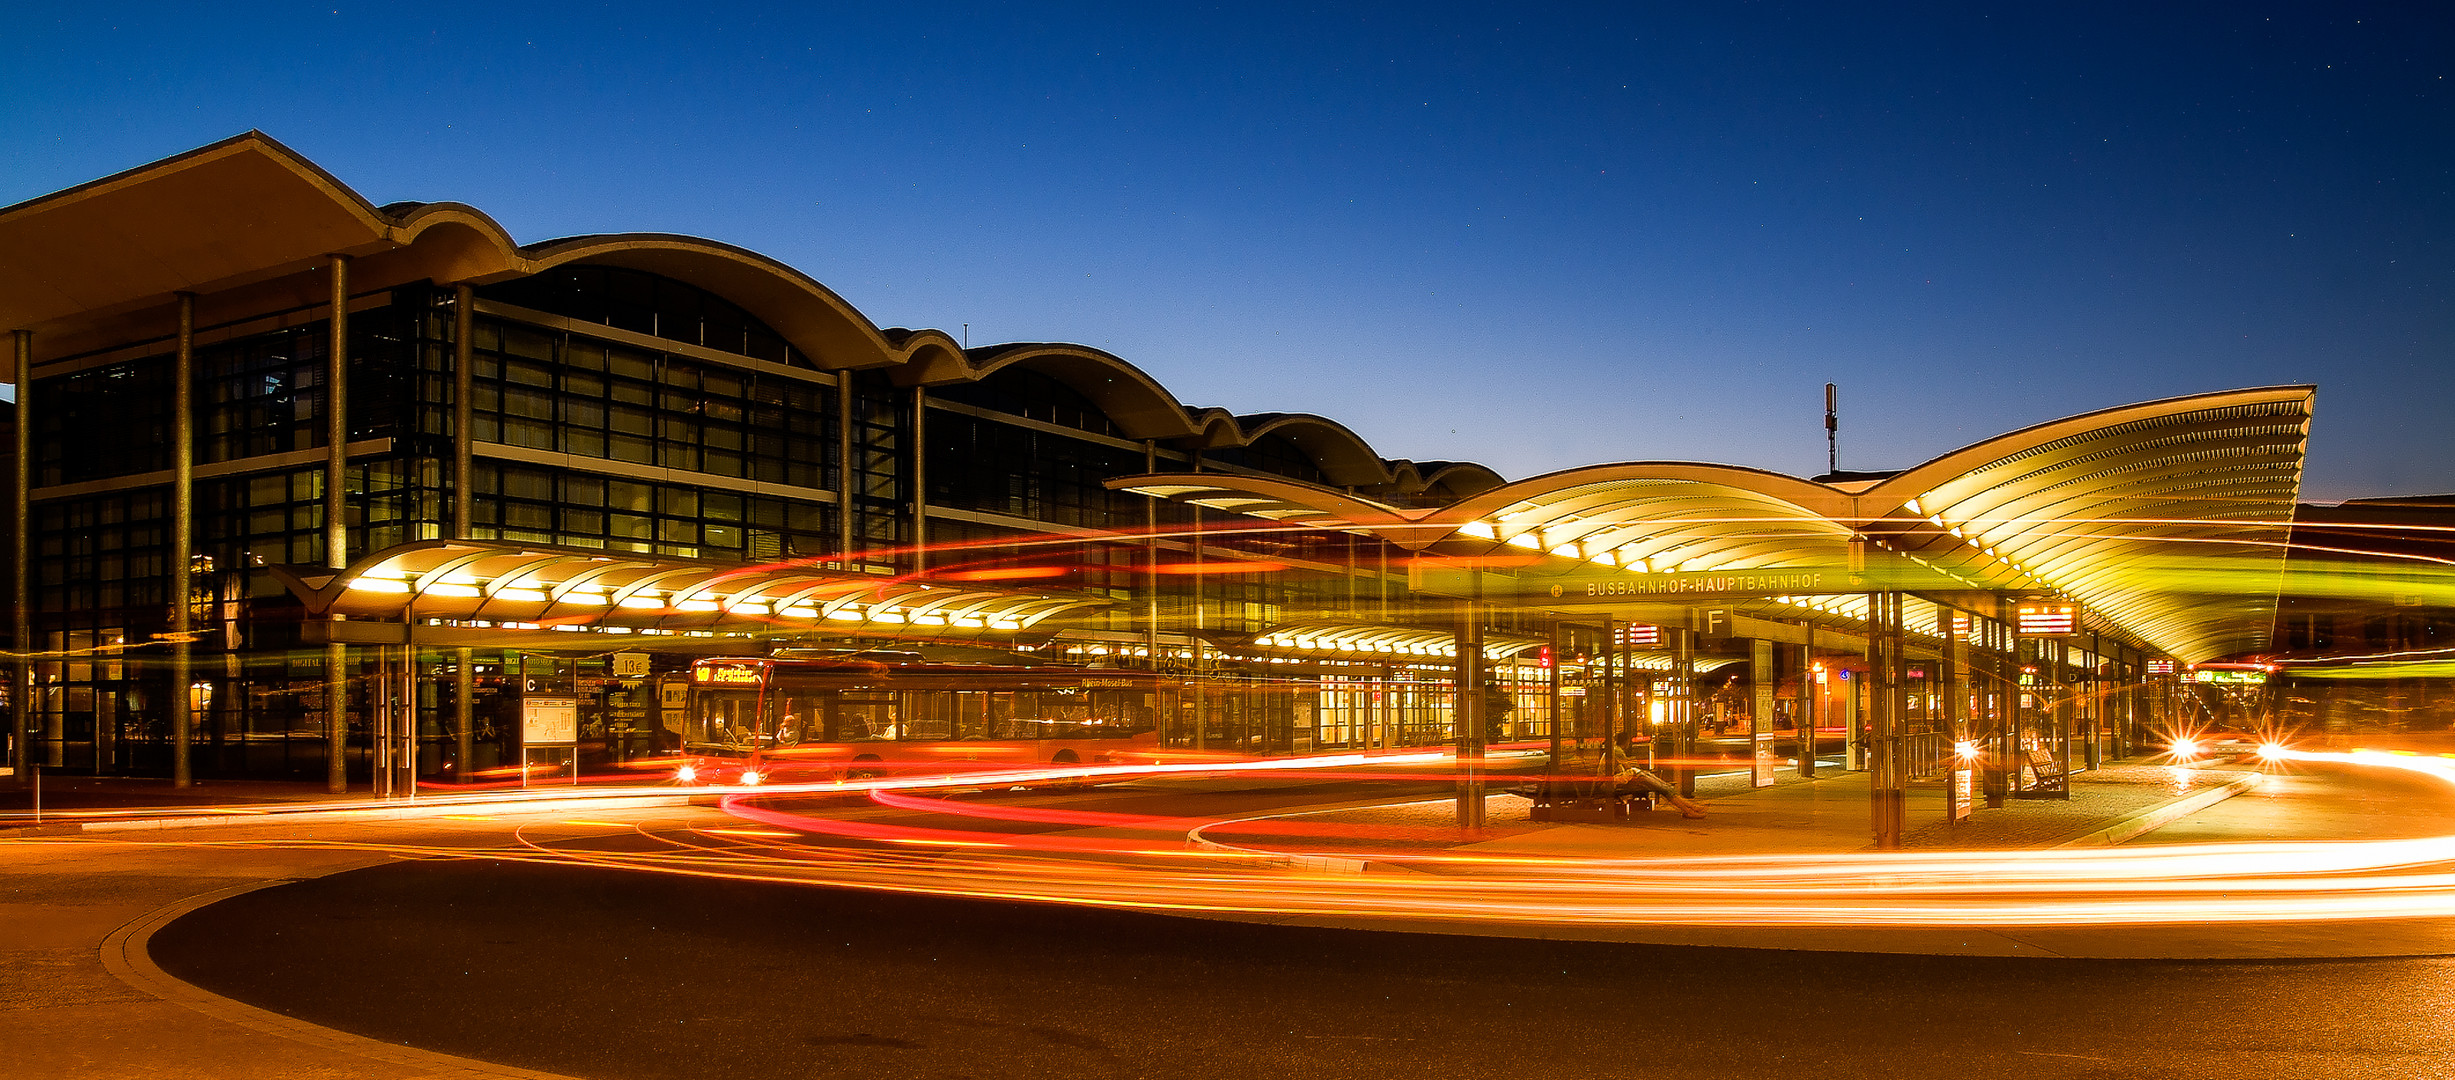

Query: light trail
[{"left": 13, "top": 749, "right": 2455, "bottom": 933}]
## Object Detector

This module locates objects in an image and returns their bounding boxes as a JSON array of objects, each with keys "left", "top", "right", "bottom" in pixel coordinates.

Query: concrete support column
[
  {"left": 324, "top": 256, "right": 351, "bottom": 795},
  {"left": 172, "top": 293, "right": 195, "bottom": 786},
  {"left": 10, "top": 329, "right": 31, "bottom": 785}
]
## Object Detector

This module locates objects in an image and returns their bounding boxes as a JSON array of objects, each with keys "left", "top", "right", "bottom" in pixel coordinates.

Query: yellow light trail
[{"left": 14, "top": 749, "right": 2455, "bottom": 934}]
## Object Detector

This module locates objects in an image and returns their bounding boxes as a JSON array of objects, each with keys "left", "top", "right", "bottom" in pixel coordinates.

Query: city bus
[{"left": 677, "top": 654, "right": 1171, "bottom": 785}]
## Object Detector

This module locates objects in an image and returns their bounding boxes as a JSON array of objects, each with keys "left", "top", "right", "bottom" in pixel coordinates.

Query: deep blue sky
[{"left": 5, "top": 3, "right": 2448, "bottom": 500}]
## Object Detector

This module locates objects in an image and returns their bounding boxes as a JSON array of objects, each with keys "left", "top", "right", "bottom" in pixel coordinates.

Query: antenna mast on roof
[{"left": 1824, "top": 382, "right": 1838, "bottom": 475}]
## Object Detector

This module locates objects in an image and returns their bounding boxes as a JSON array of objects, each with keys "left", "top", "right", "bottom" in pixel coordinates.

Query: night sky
[{"left": 5, "top": 3, "right": 2447, "bottom": 501}]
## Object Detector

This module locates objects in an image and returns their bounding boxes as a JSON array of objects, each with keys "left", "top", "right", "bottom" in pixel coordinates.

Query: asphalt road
[{"left": 151, "top": 857, "right": 2455, "bottom": 1080}]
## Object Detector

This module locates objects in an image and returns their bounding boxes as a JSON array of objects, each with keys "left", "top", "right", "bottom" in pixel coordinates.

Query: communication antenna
[{"left": 1824, "top": 382, "right": 1838, "bottom": 475}]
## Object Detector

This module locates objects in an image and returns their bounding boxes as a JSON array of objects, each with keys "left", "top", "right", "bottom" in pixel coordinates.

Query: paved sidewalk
[
  {"left": 1198, "top": 756, "right": 2272, "bottom": 859},
  {"left": 0, "top": 814, "right": 592, "bottom": 1079},
  {"left": 0, "top": 775, "right": 370, "bottom": 817}
]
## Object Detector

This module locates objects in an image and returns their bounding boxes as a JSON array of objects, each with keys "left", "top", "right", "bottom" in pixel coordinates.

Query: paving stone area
[
  {"left": 1897, "top": 762, "right": 2248, "bottom": 848},
  {"left": 1203, "top": 759, "right": 2252, "bottom": 855}
]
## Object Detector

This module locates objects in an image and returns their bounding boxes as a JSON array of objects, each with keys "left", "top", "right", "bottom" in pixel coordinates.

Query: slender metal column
[
  {"left": 1941, "top": 606, "right": 1964, "bottom": 818},
  {"left": 2053, "top": 637, "right": 2074, "bottom": 792},
  {"left": 1188, "top": 452, "right": 1205, "bottom": 751},
  {"left": 1545, "top": 619, "right": 1561, "bottom": 774},
  {"left": 1453, "top": 598, "right": 1485, "bottom": 830},
  {"left": 452, "top": 284, "right": 473, "bottom": 537},
  {"left": 2084, "top": 631, "right": 2105, "bottom": 769},
  {"left": 1672, "top": 624, "right": 1696, "bottom": 798},
  {"left": 1600, "top": 617, "right": 1619, "bottom": 777},
  {"left": 450, "top": 286, "right": 475, "bottom": 787},
  {"left": 1142, "top": 441, "right": 1160, "bottom": 670},
  {"left": 909, "top": 385, "right": 927, "bottom": 574},
  {"left": 325, "top": 256, "right": 349, "bottom": 567},
  {"left": 1799, "top": 619, "right": 1818, "bottom": 778},
  {"left": 836, "top": 375, "right": 855, "bottom": 563},
  {"left": 325, "top": 256, "right": 351, "bottom": 794},
  {"left": 172, "top": 294, "right": 195, "bottom": 787},
  {"left": 10, "top": 329, "right": 32, "bottom": 784},
  {"left": 454, "top": 646, "right": 474, "bottom": 782},
  {"left": 1985, "top": 633, "right": 2010, "bottom": 807},
  {"left": 1750, "top": 637, "right": 1775, "bottom": 787},
  {"left": 1868, "top": 591, "right": 1905, "bottom": 849}
]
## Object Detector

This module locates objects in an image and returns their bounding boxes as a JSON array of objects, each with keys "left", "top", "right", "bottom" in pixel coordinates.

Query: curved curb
[
  {"left": 2052, "top": 772, "right": 2262, "bottom": 848},
  {"left": 101, "top": 875, "right": 586, "bottom": 1080}
]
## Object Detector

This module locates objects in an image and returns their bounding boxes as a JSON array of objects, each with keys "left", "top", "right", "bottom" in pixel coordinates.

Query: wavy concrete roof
[
  {"left": 1112, "top": 387, "right": 2315, "bottom": 663},
  {"left": 0, "top": 132, "right": 1492, "bottom": 499}
]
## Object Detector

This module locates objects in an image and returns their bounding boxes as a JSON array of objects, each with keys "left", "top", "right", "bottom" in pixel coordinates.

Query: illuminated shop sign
[
  {"left": 2191, "top": 669, "right": 2268, "bottom": 685},
  {"left": 2016, "top": 604, "right": 2075, "bottom": 636}
]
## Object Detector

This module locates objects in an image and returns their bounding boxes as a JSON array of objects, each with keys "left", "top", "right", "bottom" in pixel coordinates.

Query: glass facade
[{"left": 17, "top": 263, "right": 1445, "bottom": 779}]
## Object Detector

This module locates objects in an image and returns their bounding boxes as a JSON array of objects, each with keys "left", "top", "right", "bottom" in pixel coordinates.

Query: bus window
[
  {"left": 770, "top": 693, "right": 824, "bottom": 747},
  {"left": 952, "top": 691, "right": 993, "bottom": 740},
  {"left": 1090, "top": 689, "right": 1156, "bottom": 735},
  {"left": 830, "top": 692, "right": 897, "bottom": 741},
  {"left": 904, "top": 690, "right": 954, "bottom": 741}
]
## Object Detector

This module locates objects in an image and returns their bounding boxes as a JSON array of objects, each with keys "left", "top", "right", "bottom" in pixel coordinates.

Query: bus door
[{"left": 693, "top": 689, "right": 764, "bottom": 753}]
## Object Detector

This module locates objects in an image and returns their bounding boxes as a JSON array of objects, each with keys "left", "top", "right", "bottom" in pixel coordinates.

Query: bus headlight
[
  {"left": 739, "top": 769, "right": 763, "bottom": 786},
  {"left": 676, "top": 763, "right": 698, "bottom": 784}
]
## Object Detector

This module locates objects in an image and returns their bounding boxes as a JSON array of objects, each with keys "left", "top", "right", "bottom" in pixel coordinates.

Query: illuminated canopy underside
[
  {"left": 284, "top": 540, "right": 1108, "bottom": 639},
  {"left": 1113, "top": 388, "right": 2314, "bottom": 664},
  {"left": 1242, "top": 621, "right": 1546, "bottom": 662}
]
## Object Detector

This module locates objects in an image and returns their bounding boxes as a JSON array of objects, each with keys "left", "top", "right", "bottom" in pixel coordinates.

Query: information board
[{"left": 522, "top": 696, "right": 578, "bottom": 745}]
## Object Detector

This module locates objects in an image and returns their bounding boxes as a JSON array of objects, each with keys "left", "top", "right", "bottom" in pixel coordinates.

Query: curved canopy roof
[
  {"left": 1, "top": 132, "right": 1501, "bottom": 500},
  {"left": 278, "top": 540, "right": 1108, "bottom": 640},
  {"left": 1241, "top": 621, "right": 1546, "bottom": 662},
  {"left": 1113, "top": 387, "right": 2315, "bottom": 663}
]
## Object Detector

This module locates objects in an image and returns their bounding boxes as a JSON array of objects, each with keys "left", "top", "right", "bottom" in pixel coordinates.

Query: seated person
[{"left": 1613, "top": 764, "right": 1709, "bottom": 819}]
